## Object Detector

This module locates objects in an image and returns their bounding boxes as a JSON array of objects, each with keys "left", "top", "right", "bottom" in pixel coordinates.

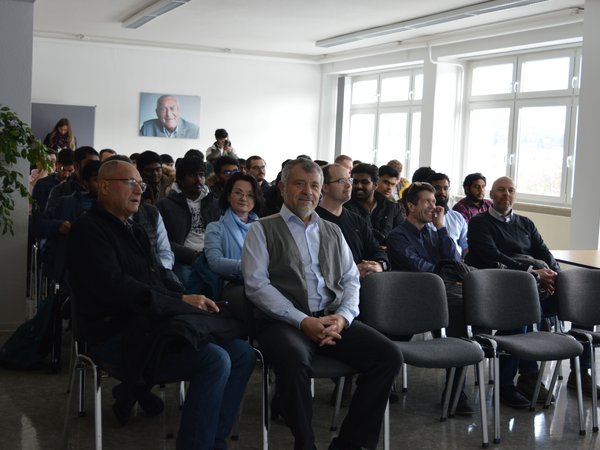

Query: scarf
[{"left": 221, "top": 207, "right": 257, "bottom": 259}]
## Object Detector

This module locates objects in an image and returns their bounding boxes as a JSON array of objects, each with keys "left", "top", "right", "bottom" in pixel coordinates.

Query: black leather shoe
[
  {"left": 516, "top": 373, "right": 555, "bottom": 404},
  {"left": 499, "top": 385, "right": 530, "bottom": 409},
  {"left": 455, "top": 392, "right": 475, "bottom": 415},
  {"left": 135, "top": 388, "right": 164, "bottom": 416},
  {"left": 328, "top": 436, "right": 361, "bottom": 450},
  {"left": 111, "top": 383, "right": 136, "bottom": 425}
]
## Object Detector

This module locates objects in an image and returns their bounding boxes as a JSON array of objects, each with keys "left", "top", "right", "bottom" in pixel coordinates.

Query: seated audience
[
  {"left": 156, "top": 157, "right": 220, "bottom": 291},
  {"left": 242, "top": 158, "right": 402, "bottom": 450},
  {"left": 160, "top": 153, "right": 174, "bottom": 168},
  {"left": 67, "top": 160, "right": 255, "bottom": 449},
  {"left": 246, "top": 155, "right": 271, "bottom": 194},
  {"left": 99, "top": 148, "right": 117, "bottom": 161},
  {"left": 453, "top": 172, "right": 493, "bottom": 223},
  {"left": 204, "top": 173, "right": 263, "bottom": 282},
  {"left": 334, "top": 154, "right": 353, "bottom": 172},
  {"left": 345, "top": 163, "right": 403, "bottom": 246},
  {"left": 46, "top": 146, "right": 99, "bottom": 210},
  {"left": 466, "top": 176, "right": 598, "bottom": 405},
  {"left": 206, "top": 155, "right": 239, "bottom": 200},
  {"left": 137, "top": 150, "right": 173, "bottom": 204},
  {"left": 375, "top": 165, "right": 400, "bottom": 202},
  {"left": 386, "top": 159, "right": 410, "bottom": 200},
  {"left": 427, "top": 173, "right": 468, "bottom": 257}
]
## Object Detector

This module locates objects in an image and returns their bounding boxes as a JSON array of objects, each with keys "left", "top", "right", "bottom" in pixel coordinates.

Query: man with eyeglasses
[
  {"left": 246, "top": 155, "right": 271, "bottom": 193},
  {"left": 67, "top": 160, "right": 255, "bottom": 449},
  {"left": 345, "top": 163, "right": 404, "bottom": 247},
  {"left": 157, "top": 156, "right": 221, "bottom": 291},
  {"left": 206, "top": 155, "right": 239, "bottom": 200}
]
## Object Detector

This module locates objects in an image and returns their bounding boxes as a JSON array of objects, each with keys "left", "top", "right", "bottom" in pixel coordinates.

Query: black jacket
[
  {"left": 345, "top": 191, "right": 404, "bottom": 246},
  {"left": 156, "top": 189, "right": 221, "bottom": 265}
]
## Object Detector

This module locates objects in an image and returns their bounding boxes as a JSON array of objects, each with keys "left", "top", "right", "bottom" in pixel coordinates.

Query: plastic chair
[
  {"left": 359, "top": 272, "right": 489, "bottom": 449},
  {"left": 463, "top": 269, "right": 585, "bottom": 444},
  {"left": 556, "top": 268, "right": 600, "bottom": 432}
]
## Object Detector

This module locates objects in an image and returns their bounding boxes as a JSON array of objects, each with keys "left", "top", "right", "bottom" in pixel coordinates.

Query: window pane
[
  {"left": 471, "top": 63, "right": 513, "bottom": 96},
  {"left": 465, "top": 108, "right": 510, "bottom": 183},
  {"left": 376, "top": 112, "right": 407, "bottom": 166},
  {"left": 380, "top": 76, "right": 409, "bottom": 102},
  {"left": 408, "top": 112, "right": 421, "bottom": 180},
  {"left": 515, "top": 106, "right": 566, "bottom": 197},
  {"left": 348, "top": 113, "right": 375, "bottom": 161},
  {"left": 352, "top": 79, "right": 378, "bottom": 104},
  {"left": 413, "top": 73, "right": 424, "bottom": 100},
  {"left": 520, "top": 57, "right": 571, "bottom": 92}
]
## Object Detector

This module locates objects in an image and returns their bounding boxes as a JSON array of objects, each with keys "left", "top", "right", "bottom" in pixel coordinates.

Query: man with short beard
[
  {"left": 427, "top": 172, "right": 468, "bottom": 258},
  {"left": 453, "top": 172, "right": 493, "bottom": 223},
  {"left": 345, "top": 163, "right": 403, "bottom": 246}
]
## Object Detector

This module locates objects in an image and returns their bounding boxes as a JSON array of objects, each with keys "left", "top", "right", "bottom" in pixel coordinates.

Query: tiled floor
[{"left": 1, "top": 331, "right": 599, "bottom": 450}]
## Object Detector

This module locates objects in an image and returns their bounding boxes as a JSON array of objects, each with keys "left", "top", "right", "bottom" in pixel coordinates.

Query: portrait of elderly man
[{"left": 139, "top": 94, "right": 200, "bottom": 139}]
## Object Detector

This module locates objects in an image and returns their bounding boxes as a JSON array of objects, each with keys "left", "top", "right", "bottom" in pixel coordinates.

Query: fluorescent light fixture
[
  {"left": 123, "top": 0, "right": 191, "bottom": 29},
  {"left": 316, "top": 0, "right": 548, "bottom": 47}
]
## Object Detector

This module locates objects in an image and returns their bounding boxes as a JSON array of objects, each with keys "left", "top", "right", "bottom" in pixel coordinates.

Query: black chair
[
  {"left": 463, "top": 269, "right": 585, "bottom": 444},
  {"left": 359, "top": 272, "right": 488, "bottom": 449},
  {"left": 556, "top": 268, "right": 600, "bottom": 432}
]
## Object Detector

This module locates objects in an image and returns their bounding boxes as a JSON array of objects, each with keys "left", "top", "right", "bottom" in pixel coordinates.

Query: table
[{"left": 552, "top": 250, "right": 600, "bottom": 269}]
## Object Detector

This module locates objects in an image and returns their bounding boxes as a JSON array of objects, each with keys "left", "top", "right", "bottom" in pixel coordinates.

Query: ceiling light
[
  {"left": 316, "top": 0, "right": 548, "bottom": 47},
  {"left": 123, "top": 0, "right": 191, "bottom": 29}
]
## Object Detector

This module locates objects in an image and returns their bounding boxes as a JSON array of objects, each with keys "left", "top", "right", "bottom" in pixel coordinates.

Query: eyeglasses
[
  {"left": 230, "top": 189, "right": 256, "bottom": 200},
  {"left": 105, "top": 178, "right": 147, "bottom": 192},
  {"left": 326, "top": 177, "right": 353, "bottom": 186},
  {"left": 222, "top": 169, "right": 240, "bottom": 176}
]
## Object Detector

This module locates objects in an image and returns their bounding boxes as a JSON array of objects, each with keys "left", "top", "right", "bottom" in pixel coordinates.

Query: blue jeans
[{"left": 91, "top": 337, "right": 256, "bottom": 450}]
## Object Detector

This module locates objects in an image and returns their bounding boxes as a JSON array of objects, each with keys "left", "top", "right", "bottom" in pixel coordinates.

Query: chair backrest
[
  {"left": 556, "top": 268, "right": 600, "bottom": 326},
  {"left": 463, "top": 269, "right": 540, "bottom": 330},
  {"left": 359, "top": 271, "right": 448, "bottom": 336}
]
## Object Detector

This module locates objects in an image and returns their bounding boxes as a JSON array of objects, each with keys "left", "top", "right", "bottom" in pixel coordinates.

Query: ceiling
[{"left": 33, "top": 0, "right": 583, "bottom": 61}]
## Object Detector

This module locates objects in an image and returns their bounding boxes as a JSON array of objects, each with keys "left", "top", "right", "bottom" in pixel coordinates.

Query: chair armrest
[{"left": 567, "top": 329, "right": 594, "bottom": 344}]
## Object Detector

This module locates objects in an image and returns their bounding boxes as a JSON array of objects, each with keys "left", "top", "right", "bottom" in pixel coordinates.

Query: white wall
[{"left": 32, "top": 39, "right": 322, "bottom": 179}]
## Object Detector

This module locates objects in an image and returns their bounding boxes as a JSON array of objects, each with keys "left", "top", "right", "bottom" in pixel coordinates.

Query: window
[
  {"left": 342, "top": 69, "right": 423, "bottom": 179},
  {"left": 463, "top": 49, "right": 581, "bottom": 205}
]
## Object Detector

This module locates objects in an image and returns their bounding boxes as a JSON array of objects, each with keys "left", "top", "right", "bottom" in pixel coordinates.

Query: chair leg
[
  {"left": 60, "top": 355, "right": 79, "bottom": 449},
  {"left": 493, "top": 355, "right": 500, "bottom": 444},
  {"left": 544, "top": 360, "right": 561, "bottom": 410},
  {"left": 78, "top": 366, "right": 87, "bottom": 417},
  {"left": 489, "top": 358, "right": 494, "bottom": 385},
  {"left": 591, "top": 345, "right": 598, "bottom": 432},
  {"left": 65, "top": 337, "right": 76, "bottom": 394},
  {"left": 573, "top": 355, "right": 586, "bottom": 436},
  {"left": 529, "top": 361, "right": 546, "bottom": 411},
  {"left": 383, "top": 400, "right": 390, "bottom": 450},
  {"left": 441, "top": 367, "right": 455, "bottom": 422},
  {"left": 179, "top": 381, "right": 186, "bottom": 409},
  {"left": 258, "top": 350, "right": 269, "bottom": 450},
  {"left": 477, "top": 361, "right": 489, "bottom": 448},
  {"left": 449, "top": 367, "right": 468, "bottom": 417},
  {"left": 330, "top": 376, "right": 345, "bottom": 431},
  {"left": 401, "top": 363, "right": 408, "bottom": 392},
  {"left": 92, "top": 364, "right": 102, "bottom": 450}
]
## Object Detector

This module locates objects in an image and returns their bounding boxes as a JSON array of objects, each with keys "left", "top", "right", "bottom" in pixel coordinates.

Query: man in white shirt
[{"left": 242, "top": 158, "right": 402, "bottom": 450}]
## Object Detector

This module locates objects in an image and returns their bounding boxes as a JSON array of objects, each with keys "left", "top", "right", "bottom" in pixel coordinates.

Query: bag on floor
[{"left": 0, "top": 295, "right": 59, "bottom": 369}]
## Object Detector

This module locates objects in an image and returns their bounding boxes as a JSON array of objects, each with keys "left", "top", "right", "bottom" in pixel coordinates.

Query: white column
[{"left": 570, "top": 0, "right": 600, "bottom": 249}]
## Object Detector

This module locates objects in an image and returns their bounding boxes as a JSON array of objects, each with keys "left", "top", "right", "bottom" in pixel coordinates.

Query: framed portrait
[{"left": 139, "top": 92, "right": 201, "bottom": 139}]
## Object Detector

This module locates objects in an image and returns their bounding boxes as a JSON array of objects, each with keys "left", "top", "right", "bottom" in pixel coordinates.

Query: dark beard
[{"left": 435, "top": 196, "right": 448, "bottom": 211}]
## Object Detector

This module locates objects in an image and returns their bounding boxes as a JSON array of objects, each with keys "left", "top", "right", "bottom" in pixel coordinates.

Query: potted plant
[{"left": 0, "top": 105, "right": 51, "bottom": 235}]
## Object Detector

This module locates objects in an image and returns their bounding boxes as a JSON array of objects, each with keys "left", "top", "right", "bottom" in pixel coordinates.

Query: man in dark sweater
[
  {"left": 467, "top": 176, "right": 598, "bottom": 405},
  {"left": 316, "top": 163, "right": 389, "bottom": 277}
]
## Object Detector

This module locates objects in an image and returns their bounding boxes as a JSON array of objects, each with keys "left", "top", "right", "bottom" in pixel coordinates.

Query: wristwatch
[{"left": 378, "top": 260, "right": 389, "bottom": 271}]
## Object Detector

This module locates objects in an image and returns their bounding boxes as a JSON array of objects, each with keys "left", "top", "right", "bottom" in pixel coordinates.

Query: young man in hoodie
[{"left": 156, "top": 156, "right": 220, "bottom": 291}]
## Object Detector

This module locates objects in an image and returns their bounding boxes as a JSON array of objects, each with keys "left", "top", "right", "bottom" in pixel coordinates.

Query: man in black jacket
[
  {"left": 156, "top": 157, "right": 221, "bottom": 291},
  {"left": 67, "top": 160, "right": 255, "bottom": 449},
  {"left": 345, "top": 163, "right": 403, "bottom": 247}
]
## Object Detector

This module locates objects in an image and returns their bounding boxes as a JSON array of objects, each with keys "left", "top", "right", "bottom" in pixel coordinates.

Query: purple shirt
[{"left": 452, "top": 197, "right": 492, "bottom": 223}]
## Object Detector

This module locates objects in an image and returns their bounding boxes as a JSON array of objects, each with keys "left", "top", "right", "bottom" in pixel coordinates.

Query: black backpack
[{"left": 0, "top": 295, "right": 60, "bottom": 369}]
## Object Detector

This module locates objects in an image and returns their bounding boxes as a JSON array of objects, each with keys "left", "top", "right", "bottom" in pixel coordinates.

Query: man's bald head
[
  {"left": 97, "top": 160, "right": 144, "bottom": 222},
  {"left": 490, "top": 176, "right": 516, "bottom": 215}
]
